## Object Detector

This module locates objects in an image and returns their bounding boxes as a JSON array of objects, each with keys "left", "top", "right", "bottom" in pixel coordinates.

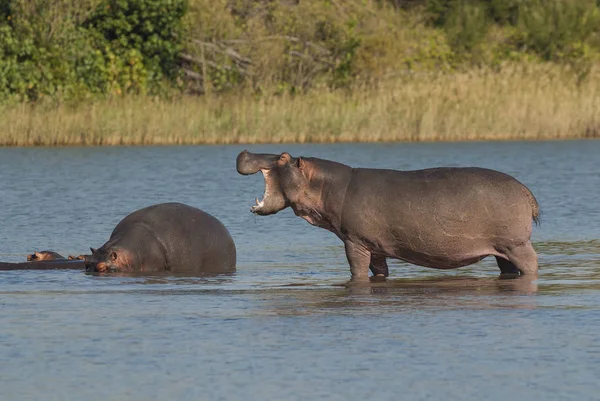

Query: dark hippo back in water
[{"left": 85, "top": 202, "right": 236, "bottom": 274}]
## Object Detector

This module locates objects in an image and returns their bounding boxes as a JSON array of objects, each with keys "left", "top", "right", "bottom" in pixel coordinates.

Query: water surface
[{"left": 1, "top": 141, "right": 599, "bottom": 400}]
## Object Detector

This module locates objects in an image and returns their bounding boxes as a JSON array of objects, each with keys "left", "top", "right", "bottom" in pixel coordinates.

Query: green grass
[{"left": 1, "top": 63, "right": 599, "bottom": 146}]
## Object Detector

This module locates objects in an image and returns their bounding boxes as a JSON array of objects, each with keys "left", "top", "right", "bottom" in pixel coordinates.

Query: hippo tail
[{"left": 524, "top": 187, "right": 540, "bottom": 226}]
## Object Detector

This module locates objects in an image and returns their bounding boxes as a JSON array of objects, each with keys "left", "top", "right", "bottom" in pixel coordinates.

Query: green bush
[
  {"left": 514, "top": 0, "right": 600, "bottom": 61},
  {"left": 0, "top": 0, "right": 599, "bottom": 103},
  {"left": 85, "top": 0, "right": 187, "bottom": 89},
  {"left": 0, "top": 0, "right": 186, "bottom": 101},
  {"left": 442, "top": 1, "right": 489, "bottom": 54},
  {"left": 425, "top": 0, "right": 600, "bottom": 62}
]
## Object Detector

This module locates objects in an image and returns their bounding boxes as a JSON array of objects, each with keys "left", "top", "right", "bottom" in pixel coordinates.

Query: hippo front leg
[
  {"left": 344, "top": 241, "right": 371, "bottom": 281},
  {"left": 369, "top": 254, "right": 389, "bottom": 277}
]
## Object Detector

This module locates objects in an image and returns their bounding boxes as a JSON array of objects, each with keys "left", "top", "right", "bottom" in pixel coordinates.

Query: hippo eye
[{"left": 110, "top": 251, "right": 118, "bottom": 262}]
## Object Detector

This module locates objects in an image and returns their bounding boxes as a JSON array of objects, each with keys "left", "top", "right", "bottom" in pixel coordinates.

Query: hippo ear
[
  {"left": 297, "top": 157, "right": 306, "bottom": 169},
  {"left": 90, "top": 247, "right": 97, "bottom": 254},
  {"left": 277, "top": 152, "right": 292, "bottom": 167}
]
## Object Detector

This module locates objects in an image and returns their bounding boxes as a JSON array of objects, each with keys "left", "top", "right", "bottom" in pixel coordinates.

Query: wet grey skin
[
  {"left": 0, "top": 252, "right": 85, "bottom": 271},
  {"left": 83, "top": 203, "right": 236, "bottom": 274},
  {"left": 237, "top": 150, "right": 540, "bottom": 281},
  {"left": 25, "top": 250, "right": 86, "bottom": 262},
  {"left": 26, "top": 250, "right": 67, "bottom": 262},
  {"left": 0, "top": 203, "right": 236, "bottom": 274}
]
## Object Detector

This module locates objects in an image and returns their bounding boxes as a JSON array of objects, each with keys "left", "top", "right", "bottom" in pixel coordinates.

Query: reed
[{"left": 1, "top": 63, "right": 599, "bottom": 146}]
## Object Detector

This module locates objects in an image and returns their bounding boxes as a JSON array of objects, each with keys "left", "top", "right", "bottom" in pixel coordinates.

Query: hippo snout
[
  {"left": 236, "top": 151, "right": 279, "bottom": 175},
  {"left": 236, "top": 150, "right": 253, "bottom": 175},
  {"left": 88, "top": 262, "right": 116, "bottom": 273}
]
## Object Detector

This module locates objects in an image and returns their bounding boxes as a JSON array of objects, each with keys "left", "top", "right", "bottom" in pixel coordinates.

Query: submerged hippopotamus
[
  {"left": 27, "top": 250, "right": 66, "bottom": 261},
  {"left": 26, "top": 251, "right": 84, "bottom": 261},
  {"left": 237, "top": 150, "right": 540, "bottom": 280},
  {"left": 0, "top": 251, "right": 85, "bottom": 271},
  {"left": 83, "top": 202, "right": 236, "bottom": 274},
  {"left": 0, "top": 203, "right": 236, "bottom": 274}
]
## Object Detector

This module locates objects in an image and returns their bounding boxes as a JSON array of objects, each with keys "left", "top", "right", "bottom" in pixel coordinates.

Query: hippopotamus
[
  {"left": 26, "top": 251, "right": 84, "bottom": 261},
  {"left": 237, "top": 150, "right": 540, "bottom": 280},
  {"left": 27, "top": 250, "right": 66, "bottom": 261},
  {"left": 0, "top": 252, "right": 85, "bottom": 271},
  {"left": 83, "top": 202, "right": 236, "bottom": 274},
  {"left": 0, "top": 203, "right": 236, "bottom": 275}
]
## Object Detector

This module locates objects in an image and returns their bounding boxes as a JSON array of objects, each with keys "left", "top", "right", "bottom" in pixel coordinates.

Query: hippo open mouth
[
  {"left": 250, "top": 167, "right": 290, "bottom": 215},
  {"left": 251, "top": 169, "right": 267, "bottom": 213},
  {"left": 237, "top": 150, "right": 289, "bottom": 215},
  {"left": 251, "top": 169, "right": 272, "bottom": 214}
]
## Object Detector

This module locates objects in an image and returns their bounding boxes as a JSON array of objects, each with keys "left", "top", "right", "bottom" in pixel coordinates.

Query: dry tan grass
[{"left": 1, "top": 63, "right": 599, "bottom": 146}]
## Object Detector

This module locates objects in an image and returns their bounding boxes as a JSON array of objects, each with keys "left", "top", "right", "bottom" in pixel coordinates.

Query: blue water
[{"left": 1, "top": 140, "right": 600, "bottom": 400}]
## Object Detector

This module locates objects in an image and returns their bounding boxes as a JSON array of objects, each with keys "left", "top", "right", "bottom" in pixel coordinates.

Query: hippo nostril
[{"left": 91, "top": 262, "right": 108, "bottom": 273}]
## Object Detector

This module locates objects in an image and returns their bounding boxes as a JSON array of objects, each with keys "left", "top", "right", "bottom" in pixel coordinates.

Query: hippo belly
[{"left": 340, "top": 167, "right": 536, "bottom": 275}]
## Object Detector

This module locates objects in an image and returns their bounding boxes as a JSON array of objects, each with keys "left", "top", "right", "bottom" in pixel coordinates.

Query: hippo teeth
[
  {"left": 251, "top": 197, "right": 265, "bottom": 212},
  {"left": 250, "top": 169, "right": 270, "bottom": 213}
]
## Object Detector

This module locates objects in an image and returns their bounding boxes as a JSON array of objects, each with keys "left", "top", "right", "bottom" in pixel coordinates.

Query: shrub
[{"left": 0, "top": 0, "right": 187, "bottom": 101}]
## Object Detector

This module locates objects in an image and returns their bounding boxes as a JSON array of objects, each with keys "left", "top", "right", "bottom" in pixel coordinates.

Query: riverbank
[{"left": 1, "top": 64, "right": 599, "bottom": 146}]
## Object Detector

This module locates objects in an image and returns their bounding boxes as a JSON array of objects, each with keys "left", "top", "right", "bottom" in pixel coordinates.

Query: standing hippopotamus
[
  {"left": 237, "top": 150, "right": 540, "bottom": 280},
  {"left": 84, "top": 202, "right": 236, "bottom": 274}
]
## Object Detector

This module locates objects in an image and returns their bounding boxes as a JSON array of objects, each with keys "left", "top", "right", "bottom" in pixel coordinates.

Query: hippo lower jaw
[
  {"left": 250, "top": 169, "right": 269, "bottom": 214},
  {"left": 249, "top": 169, "right": 289, "bottom": 215},
  {"left": 251, "top": 197, "right": 278, "bottom": 216},
  {"left": 251, "top": 197, "right": 266, "bottom": 214}
]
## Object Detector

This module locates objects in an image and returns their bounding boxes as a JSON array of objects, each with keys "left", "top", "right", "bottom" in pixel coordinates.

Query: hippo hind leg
[
  {"left": 369, "top": 254, "right": 389, "bottom": 277},
  {"left": 495, "top": 241, "right": 538, "bottom": 277}
]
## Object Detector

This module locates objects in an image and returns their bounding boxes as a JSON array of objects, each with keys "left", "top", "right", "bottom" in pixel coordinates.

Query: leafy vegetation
[
  {"left": 0, "top": 0, "right": 186, "bottom": 102},
  {"left": 0, "top": 0, "right": 599, "bottom": 101},
  {"left": 0, "top": 0, "right": 599, "bottom": 145}
]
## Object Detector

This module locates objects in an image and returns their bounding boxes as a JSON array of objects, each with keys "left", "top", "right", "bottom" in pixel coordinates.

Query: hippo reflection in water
[
  {"left": 237, "top": 150, "right": 540, "bottom": 281},
  {"left": 0, "top": 203, "right": 236, "bottom": 275}
]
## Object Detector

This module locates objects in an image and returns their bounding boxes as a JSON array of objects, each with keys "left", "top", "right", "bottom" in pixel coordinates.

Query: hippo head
[
  {"left": 27, "top": 250, "right": 65, "bottom": 261},
  {"left": 84, "top": 246, "right": 137, "bottom": 273},
  {"left": 237, "top": 150, "right": 326, "bottom": 219},
  {"left": 236, "top": 150, "right": 290, "bottom": 215}
]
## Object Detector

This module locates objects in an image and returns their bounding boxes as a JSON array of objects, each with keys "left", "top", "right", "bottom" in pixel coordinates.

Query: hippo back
[{"left": 111, "top": 203, "right": 236, "bottom": 273}]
